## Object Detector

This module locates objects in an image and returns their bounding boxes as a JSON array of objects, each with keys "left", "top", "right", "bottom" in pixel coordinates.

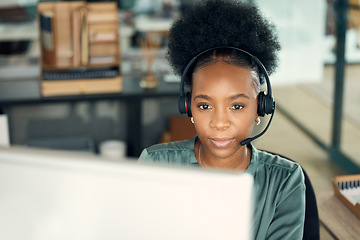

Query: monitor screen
[{"left": 0, "top": 146, "right": 253, "bottom": 240}]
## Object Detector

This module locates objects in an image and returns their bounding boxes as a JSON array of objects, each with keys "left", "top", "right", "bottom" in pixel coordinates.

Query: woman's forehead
[
  {"left": 193, "top": 62, "right": 253, "bottom": 84},
  {"left": 192, "top": 62, "right": 257, "bottom": 97}
]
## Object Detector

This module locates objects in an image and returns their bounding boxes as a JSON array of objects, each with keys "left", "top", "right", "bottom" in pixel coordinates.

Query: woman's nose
[{"left": 210, "top": 110, "right": 230, "bottom": 130}]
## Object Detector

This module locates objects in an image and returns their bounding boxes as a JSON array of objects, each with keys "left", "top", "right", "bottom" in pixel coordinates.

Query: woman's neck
[{"left": 196, "top": 140, "right": 251, "bottom": 171}]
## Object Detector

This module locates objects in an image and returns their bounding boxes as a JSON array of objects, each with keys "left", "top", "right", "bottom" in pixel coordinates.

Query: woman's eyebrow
[
  {"left": 229, "top": 93, "right": 250, "bottom": 100},
  {"left": 193, "top": 94, "right": 211, "bottom": 101},
  {"left": 193, "top": 93, "right": 250, "bottom": 101}
]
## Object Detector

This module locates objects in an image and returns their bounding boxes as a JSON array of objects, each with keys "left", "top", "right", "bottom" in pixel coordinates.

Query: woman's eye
[
  {"left": 231, "top": 104, "right": 244, "bottom": 110},
  {"left": 198, "top": 104, "right": 211, "bottom": 110}
]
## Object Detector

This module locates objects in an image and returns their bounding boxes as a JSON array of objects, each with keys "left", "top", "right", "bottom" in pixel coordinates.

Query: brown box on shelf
[
  {"left": 37, "top": 1, "right": 122, "bottom": 97},
  {"left": 159, "top": 116, "right": 197, "bottom": 143},
  {"left": 332, "top": 174, "right": 360, "bottom": 219}
]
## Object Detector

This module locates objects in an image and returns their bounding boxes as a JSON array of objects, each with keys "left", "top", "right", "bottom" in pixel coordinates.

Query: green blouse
[{"left": 138, "top": 137, "right": 305, "bottom": 240}]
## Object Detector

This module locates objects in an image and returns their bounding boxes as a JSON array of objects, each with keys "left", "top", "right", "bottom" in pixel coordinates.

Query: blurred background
[
  {"left": 0, "top": 0, "right": 359, "bottom": 238},
  {"left": 0, "top": 0, "right": 359, "bottom": 227}
]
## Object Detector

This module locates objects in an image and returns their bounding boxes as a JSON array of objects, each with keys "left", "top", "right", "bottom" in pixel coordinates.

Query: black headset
[{"left": 178, "top": 46, "right": 275, "bottom": 146}]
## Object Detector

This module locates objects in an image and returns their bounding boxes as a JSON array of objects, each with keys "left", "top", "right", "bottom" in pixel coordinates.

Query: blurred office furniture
[
  {"left": 27, "top": 136, "right": 95, "bottom": 153},
  {"left": 0, "top": 1, "right": 36, "bottom": 55},
  {"left": 137, "top": 33, "right": 162, "bottom": 89},
  {"left": 0, "top": 55, "right": 177, "bottom": 158},
  {"left": 318, "top": 192, "right": 360, "bottom": 239},
  {"left": 0, "top": 1, "right": 179, "bottom": 157},
  {"left": 37, "top": 1, "right": 122, "bottom": 96},
  {"left": 118, "top": 0, "right": 136, "bottom": 10},
  {"left": 0, "top": 74, "right": 179, "bottom": 157},
  {"left": 135, "top": 15, "right": 172, "bottom": 35},
  {"left": 0, "top": 5, "right": 28, "bottom": 22},
  {"left": 0, "top": 20, "right": 37, "bottom": 41},
  {"left": 159, "top": 115, "right": 196, "bottom": 143},
  {"left": 332, "top": 174, "right": 360, "bottom": 219},
  {"left": 23, "top": 111, "right": 113, "bottom": 153},
  {"left": 0, "top": 1, "right": 36, "bottom": 23},
  {"left": 99, "top": 139, "right": 127, "bottom": 160},
  {"left": 348, "top": 0, "right": 360, "bottom": 48},
  {"left": 0, "top": 112, "right": 10, "bottom": 146}
]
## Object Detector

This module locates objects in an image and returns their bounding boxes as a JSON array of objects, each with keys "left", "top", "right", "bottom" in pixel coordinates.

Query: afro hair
[{"left": 167, "top": 0, "right": 281, "bottom": 77}]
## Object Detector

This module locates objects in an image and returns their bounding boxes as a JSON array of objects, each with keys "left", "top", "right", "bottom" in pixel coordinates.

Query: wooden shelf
[{"left": 37, "top": 1, "right": 121, "bottom": 96}]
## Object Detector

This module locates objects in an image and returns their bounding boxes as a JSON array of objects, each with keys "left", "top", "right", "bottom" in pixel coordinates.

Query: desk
[
  {"left": 0, "top": 76, "right": 180, "bottom": 157},
  {"left": 317, "top": 192, "right": 360, "bottom": 239}
]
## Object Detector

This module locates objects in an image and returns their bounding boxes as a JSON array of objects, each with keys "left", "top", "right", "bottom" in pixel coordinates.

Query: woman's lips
[{"left": 209, "top": 138, "right": 234, "bottom": 148}]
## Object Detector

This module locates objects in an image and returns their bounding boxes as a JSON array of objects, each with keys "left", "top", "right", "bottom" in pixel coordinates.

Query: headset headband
[{"left": 179, "top": 46, "right": 272, "bottom": 99}]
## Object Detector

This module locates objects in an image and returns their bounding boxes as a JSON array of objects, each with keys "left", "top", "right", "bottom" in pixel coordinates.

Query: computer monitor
[{"left": 0, "top": 146, "right": 253, "bottom": 240}]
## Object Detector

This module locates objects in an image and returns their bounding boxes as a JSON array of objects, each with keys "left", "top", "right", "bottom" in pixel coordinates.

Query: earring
[
  {"left": 256, "top": 117, "right": 261, "bottom": 126},
  {"left": 191, "top": 117, "right": 194, "bottom": 124}
]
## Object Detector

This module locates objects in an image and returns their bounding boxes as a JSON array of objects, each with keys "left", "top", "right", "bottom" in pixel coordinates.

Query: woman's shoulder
[
  {"left": 138, "top": 137, "right": 197, "bottom": 165},
  {"left": 146, "top": 139, "right": 193, "bottom": 152},
  {"left": 250, "top": 148, "right": 306, "bottom": 240},
  {"left": 250, "top": 147, "right": 305, "bottom": 185},
  {"left": 255, "top": 148, "right": 302, "bottom": 173},
  {"left": 251, "top": 147, "right": 306, "bottom": 205}
]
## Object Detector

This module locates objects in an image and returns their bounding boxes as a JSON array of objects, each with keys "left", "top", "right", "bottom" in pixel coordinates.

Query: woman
[{"left": 138, "top": 0, "right": 305, "bottom": 239}]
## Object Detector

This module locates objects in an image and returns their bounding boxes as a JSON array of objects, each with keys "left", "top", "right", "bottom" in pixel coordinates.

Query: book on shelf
[
  {"left": 79, "top": 6, "right": 89, "bottom": 66},
  {"left": 87, "top": 11, "right": 118, "bottom": 23},
  {"left": 39, "top": 10, "right": 56, "bottom": 66},
  {"left": 89, "top": 56, "right": 117, "bottom": 65},
  {"left": 91, "top": 30, "right": 117, "bottom": 42},
  {"left": 72, "top": 8, "right": 81, "bottom": 67}
]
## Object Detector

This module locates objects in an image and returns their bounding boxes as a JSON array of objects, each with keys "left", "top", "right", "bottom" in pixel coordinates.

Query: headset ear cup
[
  {"left": 265, "top": 95, "right": 275, "bottom": 115},
  {"left": 257, "top": 92, "right": 266, "bottom": 117},
  {"left": 186, "top": 92, "right": 192, "bottom": 117},
  {"left": 178, "top": 95, "right": 187, "bottom": 114}
]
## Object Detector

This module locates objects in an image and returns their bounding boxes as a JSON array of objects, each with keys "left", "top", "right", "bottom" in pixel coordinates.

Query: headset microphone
[{"left": 179, "top": 46, "right": 275, "bottom": 146}]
